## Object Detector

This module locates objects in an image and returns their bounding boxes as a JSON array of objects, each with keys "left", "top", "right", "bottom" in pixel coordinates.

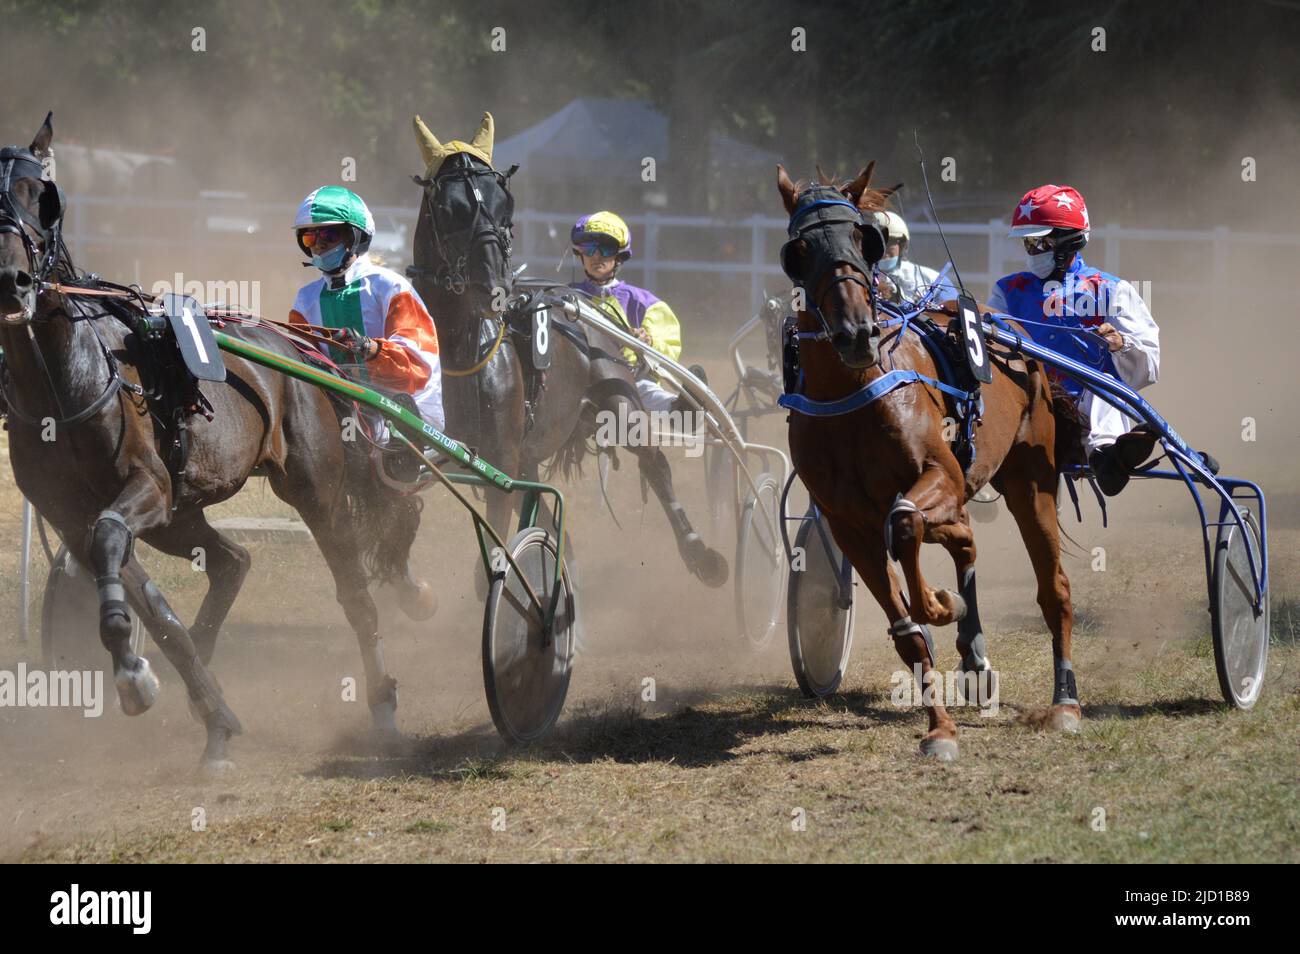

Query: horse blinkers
[{"left": 782, "top": 190, "right": 885, "bottom": 369}]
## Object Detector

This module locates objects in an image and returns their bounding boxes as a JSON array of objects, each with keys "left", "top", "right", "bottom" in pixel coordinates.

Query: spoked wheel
[
  {"left": 482, "top": 527, "right": 577, "bottom": 744},
  {"left": 788, "top": 509, "right": 855, "bottom": 698},
  {"left": 734, "top": 472, "right": 785, "bottom": 648},
  {"left": 1211, "top": 507, "right": 1269, "bottom": 709},
  {"left": 41, "top": 545, "right": 145, "bottom": 672}
]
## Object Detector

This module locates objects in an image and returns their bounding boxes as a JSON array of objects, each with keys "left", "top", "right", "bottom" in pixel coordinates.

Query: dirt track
[{"left": 1, "top": 343, "right": 1297, "bottom": 862}]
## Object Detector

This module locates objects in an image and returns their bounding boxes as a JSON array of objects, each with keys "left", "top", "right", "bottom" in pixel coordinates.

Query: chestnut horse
[
  {"left": 776, "top": 164, "right": 1083, "bottom": 760},
  {"left": 0, "top": 115, "right": 432, "bottom": 772}
]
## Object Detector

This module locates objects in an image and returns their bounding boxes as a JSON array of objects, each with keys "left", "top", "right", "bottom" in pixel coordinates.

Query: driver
[
  {"left": 568, "top": 211, "right": 703, "bottom": 416},
  {"left": 288, "top": 185, "right": 445, "bottom": 433},
  {"left": 873, "top": 210, "right": 957, "bottom": 304},
  {"left": 987, "top": 184, "right": 1160, "bottom": 495}
]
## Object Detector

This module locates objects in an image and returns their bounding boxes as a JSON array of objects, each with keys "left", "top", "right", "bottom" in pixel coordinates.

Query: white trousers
[
  {"left": 1080, "top": 390, "right": 1134, "bottom": 454},
  {"left": 635, "top": 378, "right": 678, "bottom": 413}
]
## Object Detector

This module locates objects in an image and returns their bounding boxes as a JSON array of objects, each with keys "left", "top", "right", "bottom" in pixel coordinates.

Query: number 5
[{"left": 963, "top": 306, "right": 983, "bottom": 364}]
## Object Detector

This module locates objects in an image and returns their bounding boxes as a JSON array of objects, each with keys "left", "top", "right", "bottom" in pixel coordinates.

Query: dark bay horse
[
  {"left": 776, "top": 164, "right": 1084, "bottom": 760},
  {"left": 0, "top": 115, "right": 431, "bottom": 771},
  {"left": 408, "top": 113, "right": 726, "bottom": 586}
]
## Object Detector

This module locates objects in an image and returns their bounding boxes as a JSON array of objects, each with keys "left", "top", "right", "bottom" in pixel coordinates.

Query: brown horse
[
  {"left": 776, "top": 164, "right": 1083, "bottom": 760},
  {"left": 0, "top": 114, "right": 431, "bottom": 772}
]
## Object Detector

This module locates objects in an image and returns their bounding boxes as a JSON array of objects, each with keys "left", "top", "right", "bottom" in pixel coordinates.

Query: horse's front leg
[
  {"left": 887, "top": 463, "right": 969, "bottom": 627},
  {"left": 83, "top": 474, "right": 171, "bottom": 715}
]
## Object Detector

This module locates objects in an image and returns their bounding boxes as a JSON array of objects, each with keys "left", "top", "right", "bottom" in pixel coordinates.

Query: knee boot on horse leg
[
  {"left": 885, "top": 494, "right": 966, "bottom": 626},
  {"left": 88, "top": 511, "right": 158, "bottom": 715}
]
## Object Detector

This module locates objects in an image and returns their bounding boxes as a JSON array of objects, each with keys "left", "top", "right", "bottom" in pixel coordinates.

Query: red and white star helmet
[{"left": 1008, "top": 184, "right": 1090, "bottom": 238}]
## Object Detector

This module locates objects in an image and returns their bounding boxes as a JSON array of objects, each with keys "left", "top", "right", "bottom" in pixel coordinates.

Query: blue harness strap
[{"left": 778, "top": 368, "right": 975, "bottom": 417}]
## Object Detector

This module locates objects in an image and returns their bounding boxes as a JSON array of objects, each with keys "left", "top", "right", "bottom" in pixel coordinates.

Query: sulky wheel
[
  {"left": 1211, "top": 507, "right": 1269, "bottom": 710},
  {"left": 787, "top": 508, "right": 855, "bottom": 698},
  {"left": 482, "top": 527, "right": 577, "bottom": 744},
  {"left": 734, "top": 472, "right": 785, "bottom": 649}
]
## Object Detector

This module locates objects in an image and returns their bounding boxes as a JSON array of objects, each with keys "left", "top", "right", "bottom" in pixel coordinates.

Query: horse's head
[
  {"left": 777, "top": 163, "right": 897, "bottom": 369},
  {"left": 0, "top": 112, "right": 66, "bottom": 324},
  {"left": 410, "top": 113, "right": 515, "bottom": 324}
]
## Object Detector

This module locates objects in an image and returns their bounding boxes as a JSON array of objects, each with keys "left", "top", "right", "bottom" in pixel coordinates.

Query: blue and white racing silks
[{"left": 987, "top": 255, "right": 1160, "bottom": 453}]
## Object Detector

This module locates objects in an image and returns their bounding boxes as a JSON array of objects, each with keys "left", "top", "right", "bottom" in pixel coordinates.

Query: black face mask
[
  {"left": 779, "top": 185, "right": 884, "bottom": 300},
  {"left": 0, "top": 146, "right": 65, "bottom": 238}
]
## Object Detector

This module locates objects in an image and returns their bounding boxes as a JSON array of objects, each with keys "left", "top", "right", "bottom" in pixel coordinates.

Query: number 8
[{"left": 535, "top": 311, "right": 549, "bottom": 354}]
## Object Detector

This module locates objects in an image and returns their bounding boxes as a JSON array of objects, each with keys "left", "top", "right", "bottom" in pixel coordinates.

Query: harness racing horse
[
  {"left": 0, "top": 114, "right": 433, "bottom": 772},
  {"left": 408, "top": 113, "right": 727, "bottom": 587},
  {"left": 776, "top": 164, "right": 1085, "bottom": 760}
]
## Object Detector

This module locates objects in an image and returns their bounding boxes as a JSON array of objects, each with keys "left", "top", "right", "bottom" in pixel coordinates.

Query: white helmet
[{"left": 874, "top": 210, "right": 909, "bottom": 244}]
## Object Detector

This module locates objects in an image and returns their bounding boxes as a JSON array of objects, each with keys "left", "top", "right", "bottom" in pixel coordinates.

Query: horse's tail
[
  {"left": 337, "top": 404, "right": 423, "bottom": 584},
  {"left": 544, "top": 423, "right": 591, "bottom": 483}
]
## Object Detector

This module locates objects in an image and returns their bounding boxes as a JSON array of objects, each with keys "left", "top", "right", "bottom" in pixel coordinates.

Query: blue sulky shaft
[{"left": 981, "top": 311, "right": 1268, "bottom": 609}]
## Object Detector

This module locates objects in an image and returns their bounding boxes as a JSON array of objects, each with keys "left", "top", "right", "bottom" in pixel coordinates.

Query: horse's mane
[{"left": 794, "top": 162, "right": 900, "bottom": 216}]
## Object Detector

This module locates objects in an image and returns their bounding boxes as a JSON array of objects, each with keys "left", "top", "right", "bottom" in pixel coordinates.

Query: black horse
[
  {"left": 408, "top": 113, "right": 726, "bottom": 587},
  {"left": 0, "top": 114, "right": 433, "bottom": 772}
]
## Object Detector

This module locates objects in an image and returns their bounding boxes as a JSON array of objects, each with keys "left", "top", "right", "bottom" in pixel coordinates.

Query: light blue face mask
[
  {"left": 312, "top": 243, "right": 349, "bottom": 273},
  {"left": 878, "top": 254, "right": 900, "bottom": 272}
]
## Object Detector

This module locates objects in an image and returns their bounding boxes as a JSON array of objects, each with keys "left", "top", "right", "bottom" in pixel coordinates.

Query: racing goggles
[
  {"left": 299, "top": 226, "right": 345, "bottom": 248},
  {"left": 1022, "top": 234, "right": 1058, "bottom": 254},
  {"left": 575, "top": 239, "right": 619, "bottom": 259}
]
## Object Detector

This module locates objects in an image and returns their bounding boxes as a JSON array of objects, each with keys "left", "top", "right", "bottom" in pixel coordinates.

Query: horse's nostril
[{"left": 14, "top": 271, "right": 32, "bottom": 289}]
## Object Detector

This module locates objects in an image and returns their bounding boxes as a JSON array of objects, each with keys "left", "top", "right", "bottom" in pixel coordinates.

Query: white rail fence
[{"left": 60, "top": 196, "right": 1300, "bottom": 316}]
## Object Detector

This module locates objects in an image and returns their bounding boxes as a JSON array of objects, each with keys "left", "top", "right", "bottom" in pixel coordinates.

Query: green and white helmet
[{"left": 293, "top": 186, "right": 375, "bottom": 256}]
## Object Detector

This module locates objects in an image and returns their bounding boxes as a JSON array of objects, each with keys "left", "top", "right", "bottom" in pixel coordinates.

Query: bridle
[
  {"left": 410, "top": 153, "right": 518, "bottom": 377},
  {"left": 780, "top": 186, "right": 885, "bottom": 345},
  {"left": 0, "top": 145, "right": 67, "bottom": 323},
  {"left": 0, "top": 147, "right": 126, "bottom": 425},
  {"left": 411, "top": 153, "right": 515, "bottom": 297}
]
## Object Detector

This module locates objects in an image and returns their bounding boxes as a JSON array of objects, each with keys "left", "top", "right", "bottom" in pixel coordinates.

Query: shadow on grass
[
  {"left": 1085, "top": 696, "right": 1223, "bottom": 721},
  {"left": 305, "top": 684, "right": 917, "bottom": 780}
]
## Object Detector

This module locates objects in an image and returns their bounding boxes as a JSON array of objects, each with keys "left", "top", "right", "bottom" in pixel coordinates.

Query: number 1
[{"left": 181, "top": 307, "right": 210, "bottom": 363}]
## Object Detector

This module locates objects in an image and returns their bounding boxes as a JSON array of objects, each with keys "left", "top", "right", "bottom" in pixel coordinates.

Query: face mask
[
  {"left": 1026, "top": 250, "right": 1056, "bottom": 279},
  {"left": 312, "top": 243, "right": 349, "bottom": 273},
  {"left": 878, "top": 255, "right": 899, "bottom": 272}
]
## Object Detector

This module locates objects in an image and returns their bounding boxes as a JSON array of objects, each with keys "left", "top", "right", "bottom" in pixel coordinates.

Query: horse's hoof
[
  {"left": 199, "top": 757, "right": 236, "bottom": 777},
  {"left": 957, "top": 663, "right": 998, "bottom": 706},
  {"left": 370, "top": 700, "right": 398, "bottom": 736},
  {"left": 939, "top": 589, "right": 967, "bottom": 622},
  {"left": 920, "top": 734, "right": 959, "bottom": 761},
  {"left": 115, "top": 658, "right": 159, "bottom": 716},
  {"left": 397, "top": 578, "right": 439, "bottom": 622},
  {"left": 682, "top": 538, "right": 729, "bottom": 588},
  {"left": 1050, "top": 705, "right": 1082, "bottom": 734}
]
